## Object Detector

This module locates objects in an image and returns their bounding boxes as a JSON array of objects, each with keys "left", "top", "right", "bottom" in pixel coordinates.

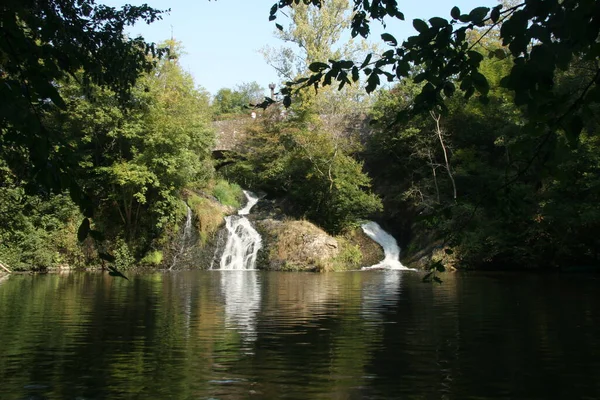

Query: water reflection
[
  {"left": 1, "top": 271, "right": 600, "bottom": 399},
  {"left": 361, "top": 270, "right": 404, "bottom": 321},
  {"left": 219, "top": 270, "right": 261, "bottom": 344}
]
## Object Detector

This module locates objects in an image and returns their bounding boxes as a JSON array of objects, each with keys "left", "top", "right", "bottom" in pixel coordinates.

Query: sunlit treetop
[{"left": 269, "top": 0, "right": 600, "bottom": 140}]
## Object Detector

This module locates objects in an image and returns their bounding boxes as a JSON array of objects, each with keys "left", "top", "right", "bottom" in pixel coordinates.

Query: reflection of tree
[{"left": 3, "top": 272, "right": 600, "bottom": 399}]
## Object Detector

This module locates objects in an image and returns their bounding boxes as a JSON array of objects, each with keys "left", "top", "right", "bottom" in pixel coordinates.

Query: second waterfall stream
[
  {"left": 361, "top": 221, "right": 413, "bottom": 270},
  {"left": 217, "top": 190, "right": 262, "bottom": 270}
]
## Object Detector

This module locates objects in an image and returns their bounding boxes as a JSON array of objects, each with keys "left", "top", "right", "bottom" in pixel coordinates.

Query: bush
[
  {"left": 187, "top": 192, "right": 227, "bottom": 244},
  {"left": 211, "top": 179, "right": 243, "bottom": 208},
  {"left": 140, "top": 250, "right": 163, "bottom": 266}
]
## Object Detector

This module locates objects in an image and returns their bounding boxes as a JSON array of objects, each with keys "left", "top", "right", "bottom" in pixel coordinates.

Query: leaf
[
  {"left": 491, "top": 5, "right": 501, "bottom": 23},
  {"left": 493, "top": 48, "right": 507, "bottom": 60},
  {"left": 472, "top": 72, "right": 489, "bottom": 95},
  {"left": 429, "top": 17, "right": 448, "bottom": 28},
  {"left": 338, "top": 60, "right": 354, "bottom": 69},
  {"left": 445, "top": 248, "right": 454, "bottom": 255},
  {"left": 77, "top": 218, "right": 90, "bottom": 242},
  {"left": 422, "top": 272, "right": 433, "bottom": 282},
  {"left": 308, "top": 62, "right": 329, "bottom": 72},
  {"left": 413, "top": 19, "right": 429, "bottom": 33},
  {"left": 565, "top": 115, "right": 583, "bottom": 146},
  {"left": 89, "top": 230, "right": 105, "bottom": 241},
  {"left": 99, "top": 252, "right": 116, "bottom": 262},
  {"left": 381, "top": 33, "right": 397, "bottom": 46},
  {"left": 108, "top": 266, "right": 129, "bottom": 281},
  {"left": 469, "top": 7, "right": 490, "bottom": 23},
  {"left": 283, "top": 95, "right": 291, "bottom": 108},
  {"left": 451, "top": 6, "right": 461, "bottom": 20},
  {"left": 467, "top": 50, "right": 484, "bottom": 66},
  {"left": 443, "top": 82, "right": 455, "bottom": 97},
  {"left": 351, "top": 66, "right": 359, "bottom": 82},
  {"left": 365, "top": 72, "right": 380, "bottom": 94},
  {"left": 413, "top": 72, "right": 427, "bottom": 83},
  {"left": 360, "top": 54, "right": 372, "bottom": 69},
  {"left": 276, "top": 23, "right": 283, "bottom": 31}
]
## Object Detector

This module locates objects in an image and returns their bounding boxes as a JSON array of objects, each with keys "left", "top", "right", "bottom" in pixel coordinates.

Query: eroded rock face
[{"left": 255, "top": 219, "right": 339, "bottom": 272}]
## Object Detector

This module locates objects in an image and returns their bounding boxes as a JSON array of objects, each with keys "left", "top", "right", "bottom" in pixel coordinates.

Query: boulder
[{"left": 255, "top": 219, "right": 339, "bottom": 272}]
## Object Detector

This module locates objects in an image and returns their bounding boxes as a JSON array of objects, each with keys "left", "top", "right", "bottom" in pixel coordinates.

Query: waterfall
[
  {"left": 170, "top": 204, "right": 193, "bottom": 270},
  {"left": 217, "top": 190, "right": 262, "bottom": 270},
  {"left": 361, "top": 221, "right": 412, "bottom": 270}
]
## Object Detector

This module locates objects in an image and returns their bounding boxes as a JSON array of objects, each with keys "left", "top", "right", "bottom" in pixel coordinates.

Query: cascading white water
[
  {"left": 218, "top": 190, "right": 262, "bottom": 270},
  {"left": 238, "top": 190, "right": 259, "bottom": 215},
  {"left": 361, "top": 221, "right": 412, "bottom": 270},
  {"left": 170, "top": 204, "right": 193, "bottom": 270}
]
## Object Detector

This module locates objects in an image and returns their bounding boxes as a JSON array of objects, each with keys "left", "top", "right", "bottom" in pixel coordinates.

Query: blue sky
[{"left": 101, "top": 0, "right": 498, "bottom": 96}]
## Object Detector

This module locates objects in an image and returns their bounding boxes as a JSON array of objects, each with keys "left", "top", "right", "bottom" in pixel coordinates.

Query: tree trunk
[{"left": 431, "top": 111, "right": 457, "bottom": 200}]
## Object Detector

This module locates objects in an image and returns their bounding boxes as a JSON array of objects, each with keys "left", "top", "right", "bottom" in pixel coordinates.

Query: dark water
[{"left": 1, "top": 271, "right": 599, "bottom": 399}]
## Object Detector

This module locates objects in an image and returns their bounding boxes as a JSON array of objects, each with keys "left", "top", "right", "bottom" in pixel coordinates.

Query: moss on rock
[{"left": 256, "top": 219, "right": 340, "bottom": 272}]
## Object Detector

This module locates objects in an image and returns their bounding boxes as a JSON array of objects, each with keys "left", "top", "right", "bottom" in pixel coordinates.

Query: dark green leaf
[
  {"left": 365, "top": 72, "right": 380, "bottom": 94},
  {"left": 99, "top": 252, "right": 116, "bottom": 262},
  {"left": 429, "top": 17, "right": 448, "bottom": 28},
  {"left": 469, "top": 7, "right": 489, "bottom": 23},
  {"left": 308, "top": 62, "right": 329, "bottom": 72},
  {"left": 565, "top": 115, "right": 583, "bottom": 146},
  {"left": 472, "top": 72, "right": 489, "bottom": 95},
  {"left": 467, "top": 50, "right": 484, "bottom": 66},
  {"left": 450, "top": 6, "right": 461, "bottom": 20},
  {"left": 444, "top": 248, "right": 454, "bottom": 255},
  {"left": 276, "top": 23, "right": 283, "bottom": 31},
  {"left": 381, "top": 33, "right": 397, "bottom": 46},
  {"left": 443, "top": 82, "right": 455, "bottom": 97},
  {"left": 77, "top": 218, "right": 90, "bottom": 242},
  {"left": 413, "top": 19, "right": 429, "bottom": 33},
  {"left": 360, "top": 54, "right": 372, "bottom": 69},
  {"left": 89, "top": 230, "right": 105, "bottom": 241},
  {"left": 108, "top": 266, "right": 129, "bottom": 281},
  {"left": 351, "top": 66, "right": 359, "bottom": 82},
  {"left": 491, "top": 5, "right": 501, "bottom": 23}
]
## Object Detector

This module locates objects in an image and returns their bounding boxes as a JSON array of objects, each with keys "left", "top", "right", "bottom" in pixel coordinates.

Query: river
[{"left": 0, "top": 271, "right": 599, "bottom": 399}]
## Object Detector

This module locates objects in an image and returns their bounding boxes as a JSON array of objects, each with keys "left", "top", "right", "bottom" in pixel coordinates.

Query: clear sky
[{"left": 101, "top": 0, "right": 499, "bottom": 96}]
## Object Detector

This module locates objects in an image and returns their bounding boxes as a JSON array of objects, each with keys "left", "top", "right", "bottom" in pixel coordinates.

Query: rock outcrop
[{"left": 255, "top": 219, "right": 339, "bottom": 272}]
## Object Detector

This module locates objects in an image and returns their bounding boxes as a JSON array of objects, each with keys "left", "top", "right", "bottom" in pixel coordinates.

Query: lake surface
[{"left": 1, "top": 270, "right": 599, "bottom": 399}]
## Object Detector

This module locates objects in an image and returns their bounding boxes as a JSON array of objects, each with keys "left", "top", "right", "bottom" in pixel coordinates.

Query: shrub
[
  {"left": 140, "top": 250, "right": 163, "bottom": 266},
  {"left": 211, "top": 179, "right": 243, "bottom": 208}
]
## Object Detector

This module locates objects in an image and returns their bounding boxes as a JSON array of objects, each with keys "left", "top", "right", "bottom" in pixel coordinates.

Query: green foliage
[
  {"left": 140, "top": 250, "right": 163, "bottom": 266},
  {"left": 0, "top": 161, "right": 86, "bottom": 271},
  {"left": 53, "top": 40, "right": 214, "bottom": 241},
  {"left": 272, "top": 0, "right": 600, "bottom": 139},
  {"left": 223, "top": 109, "right": 382, "bottom": 234},
  {"left": 262, "top": 0, "right": 375, "bottom": 116},
  {"left": 332, "top": 237, "right": 362, "bottom": 271},
  {"left": 211, "top": 180, "right": 243, "bottom": 209},
  {"left": 366, "top": 36, "right": 600, "bottom": 269},
  {"left": 1, "top": 39, "right": 215, "bottom": 269},
  {"left": 186, "top": 192, "right": 226, "bottom": 245},
  {"left": 113, "top": 238, "right": 135, "bottom": 270},
  {"left": 0, "top": 0, "right": 166, "bottom": 210},
  {"left": 212, "top": 82, "right": 265, "bottom": 117}
]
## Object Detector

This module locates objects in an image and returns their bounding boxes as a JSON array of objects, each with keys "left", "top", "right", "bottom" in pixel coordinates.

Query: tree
[
  {"left": 0, "top": 0, "right": 166, "bottom": 212},
  {"left": 50, "top": 40, "right": 214, "bottom": 245},
  {"left": 271, "top": 0, "right": 600, "bottom": 141},
  {"left": 222, "top": 108, "right": 382, "bottom": 234},
  {"left": 212, "top": 82, "right": 265, "bottom": 117},
  {"left": 263, "top": 0, "right": 376, "bottom": 116}
]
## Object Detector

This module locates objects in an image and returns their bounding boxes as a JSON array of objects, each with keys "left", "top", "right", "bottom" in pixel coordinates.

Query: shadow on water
[{"left": 0, "top": 271, "right": 599, "bottom": 399}]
